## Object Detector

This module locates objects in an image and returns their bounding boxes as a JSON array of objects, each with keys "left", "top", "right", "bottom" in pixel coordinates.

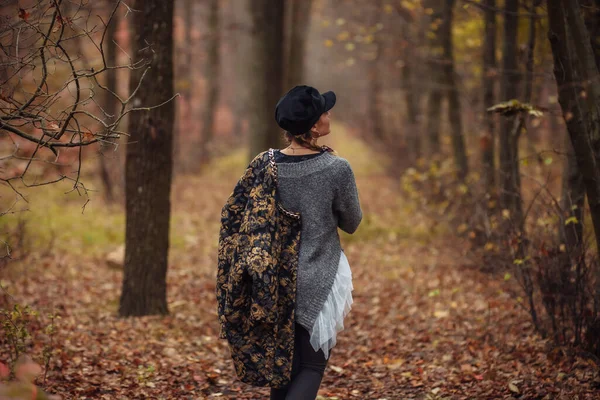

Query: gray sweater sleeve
[{"left": 333, "top": 159, "right": 362, "bottom": 234}]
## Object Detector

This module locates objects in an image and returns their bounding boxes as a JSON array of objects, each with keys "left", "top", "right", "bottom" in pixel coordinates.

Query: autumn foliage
[{"left": 3, "top": 0, "right": 600, "bottom": 398}]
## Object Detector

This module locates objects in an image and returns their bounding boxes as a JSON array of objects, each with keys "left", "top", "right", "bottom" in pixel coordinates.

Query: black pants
[{"left": 269, "top": 323, "right": 329, "bottom": 400}]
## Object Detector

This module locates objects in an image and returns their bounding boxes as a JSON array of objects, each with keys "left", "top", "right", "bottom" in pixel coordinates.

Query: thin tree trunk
[
  {"left": 582, "top": 0, "right": 600, "bottom": 67},
  {"left": 443, "top": 0, "right": 468, "bottom": 180},
  {"left": 554, "top": 3, "right": 592, "bottom": 334},
  {"left": 119, "top": 0, "right": 175, "bottom": 317},
  {"left": 560, "top": 134, "right": 585, "bottom": 258},
  {"left": 231, "top": 0, "right": 250, "bottom": 137},
  {"left": 285, "top": 0, "right": 313, "bottom": 88},
  {"left": 513, "top": 0, "right": 540, "bottom": 332},
  {"left": 183, "top": 0, "right": 194, "bottom": 101},
  {"left": 563, "top": 0, "right": 600, "bottom": 111},
  {"left": 426, "top": 91, "right": 443, "bottom": 155},
  {"left": 99, "top": 7, "right": 119, "bottom": 204},
  {"left": 560, "top": 0, "right": 600, "bottom": 302},
  {"left": 248, "top": 0, "right": 285, "bottom": 159},
  {"left": 425, "top": 0, "right": 444, "bottom": 155},
  {"left": 402, "top": 22, "right": 421, "bottom": 162},
  {"left": 174, "top": 0, "right": 194, "bottom": 171},
  {"left": 523, "top": 2, "right": 539, "bottom": 104},
  {"left": 499, "top": 0, "right": 521, "bottom": 216},
  {"left": 482, "top": 0, "right": 497, "bottom": 192},
  {"left": 369, "top": 32, "right": 385, "bottom": 140},
  {"left": 549, "top": 0, "right": 600, "bottom": 302},
  {"left": 199, "top": 0, "right": 220, "bottom": 167},
  {"left": 366, "top": 0, "right": 385, "bottom": 141},
  {"left": 511, "top": 0, "right": 541, "bottom": 219},
  {"left": 403, "top": 60, "right": 421, "bottom": 158},
  {"left": 368, "top": 67, "right": 384, "bottom": 140},
  {"left": 512, "top": 0, "right": 539, "bottom": 232}
]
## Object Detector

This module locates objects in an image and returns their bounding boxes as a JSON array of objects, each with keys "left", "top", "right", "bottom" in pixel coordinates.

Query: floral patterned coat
[{"left": 216, "top": 149, "right": 302, "bottom": 388}]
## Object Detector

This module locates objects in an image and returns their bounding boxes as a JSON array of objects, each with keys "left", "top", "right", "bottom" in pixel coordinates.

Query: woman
[{"left": 269, "top": 85, "right": 363, "bottom": 399}]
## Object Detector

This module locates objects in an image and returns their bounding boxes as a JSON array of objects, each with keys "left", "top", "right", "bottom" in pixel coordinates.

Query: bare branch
[
  {"left": 0, "top": 0, "right": 175, "bottom": 197},
  {"left": 17, "top": 3, "right": 59, "bottom": 114}
]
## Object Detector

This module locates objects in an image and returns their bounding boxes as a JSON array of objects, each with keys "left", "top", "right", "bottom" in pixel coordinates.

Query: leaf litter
[{"left": 1, "top": 142, "right": 599, "bottom": 399}]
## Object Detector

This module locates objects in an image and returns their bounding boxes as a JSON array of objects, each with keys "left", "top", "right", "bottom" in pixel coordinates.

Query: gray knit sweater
[{"left": 276, "top": 151, "right": 362, "bottom": 333}]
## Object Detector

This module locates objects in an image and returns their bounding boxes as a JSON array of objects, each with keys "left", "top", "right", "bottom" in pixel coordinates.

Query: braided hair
[{"left": 283, "top": 131, "right": 337, "bottom": 155}]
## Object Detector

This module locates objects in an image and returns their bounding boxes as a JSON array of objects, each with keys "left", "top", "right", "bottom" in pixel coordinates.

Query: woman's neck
[{"left": 281, "top": 142, "right": 322, "bottom": 155}]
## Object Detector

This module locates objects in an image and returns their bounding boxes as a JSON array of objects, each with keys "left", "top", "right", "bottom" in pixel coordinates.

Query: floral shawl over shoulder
[{"left": 216, "top": 149, "right": 302, "bottom": 388}]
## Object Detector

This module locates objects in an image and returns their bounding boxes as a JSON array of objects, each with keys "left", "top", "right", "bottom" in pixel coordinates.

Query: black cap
[{"left": 275, "top": 85, "right": 336, "bottom": 135}]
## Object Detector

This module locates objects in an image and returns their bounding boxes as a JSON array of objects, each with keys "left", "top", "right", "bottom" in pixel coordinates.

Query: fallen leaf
[
  {"left": 508, "top": 382, "right": 520, "bottom": 394},
  {"left": 18, "top": 8, "right": 30, "bottom": 21},
  {"left": 329, "top": 365, "right": 344, "bottom": 374}
]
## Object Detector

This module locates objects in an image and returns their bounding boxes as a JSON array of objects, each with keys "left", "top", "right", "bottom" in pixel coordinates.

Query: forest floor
[{"left": 1, "top": 126, "right": 599, "bottom": 399}]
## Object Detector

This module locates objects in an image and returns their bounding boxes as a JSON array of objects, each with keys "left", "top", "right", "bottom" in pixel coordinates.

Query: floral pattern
[{"left": 216, "top": 150, "right": 302, "bottom": 388}]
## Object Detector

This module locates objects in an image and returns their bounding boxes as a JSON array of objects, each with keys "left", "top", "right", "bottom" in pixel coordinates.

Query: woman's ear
[{"left": 310, "top": 125, "right": 320, "bottom": 137}]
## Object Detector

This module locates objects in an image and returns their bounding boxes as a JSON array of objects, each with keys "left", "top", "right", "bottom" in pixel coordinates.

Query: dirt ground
[{"left": 1, "top": 131, "right": 599, "bottom": 399}]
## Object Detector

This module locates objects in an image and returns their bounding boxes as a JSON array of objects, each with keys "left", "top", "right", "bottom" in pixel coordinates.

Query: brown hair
[{"left": 283, "top": 131, "right": 337, "bottom": 155}]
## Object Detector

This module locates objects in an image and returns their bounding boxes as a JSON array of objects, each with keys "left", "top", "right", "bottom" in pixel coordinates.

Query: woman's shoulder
[
  {"left": 328, "top": 156, "right": 358, "bottom": 182},
  {"left": 328, "top": 154, "right": 352, "bottom": 169}
]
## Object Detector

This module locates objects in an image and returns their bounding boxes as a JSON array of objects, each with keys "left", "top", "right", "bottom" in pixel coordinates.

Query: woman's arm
[{"left": 333, "top": 160, "right": 362, "bottom": 234}]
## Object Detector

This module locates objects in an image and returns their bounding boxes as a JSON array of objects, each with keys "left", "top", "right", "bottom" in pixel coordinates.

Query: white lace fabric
[{"left": 308, "top": 251, "right": 354, "bottom": 359}]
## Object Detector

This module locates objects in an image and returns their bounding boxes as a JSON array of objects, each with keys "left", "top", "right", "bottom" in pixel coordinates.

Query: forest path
[
  {"left": 2, "top": 125, "right": 597, "bottom": 399},
  {"left": 282, "top": 128, "right": 595, "bottom": 399}
]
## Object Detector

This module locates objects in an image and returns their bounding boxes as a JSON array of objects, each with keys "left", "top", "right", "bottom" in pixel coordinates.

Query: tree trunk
[
  {"left": 523, "top": 2, "right": 544, "bottom": 168},
  {"left": 368, "top": 65, "right": 384, "bottom": 140},
  {"left": 499, "top": 0, "right": 521, "bottom": 218},
  {"left": 425, "top": 0, "right": 445, "bottom": 155},
  {"left": 512, "top": 1, "right": 540, "bottom": 331},
  {"left": 442, "top": 0, "right": 468, "bottom": 180},
  {"left": 582, "top": 0, "right": 600, "bottom": 67},
  {"left": 563, "top": 0, "right": 600, "bottom": 109},
  {"left": 426, "top": 89, "right": 443, "bottom": 155},
  {"left": 368, "top": 63, "right": 386, "bottom": 144},
  {"left": 510, "top": 0, "right": 539, "bottom": 232},
  {"left": 174, "top": 0, "right": 194, "bottom": 171},
  {"left": 482, "top": 0, "right": 497, "bottom": 192},
  {"left": 183, "top": 0, "right": 194, "bottom": 101},
  {"left": 562, "top": 0, "right": 600, "bottom": 304},
  {"left": 119, "top": 0, "right": 175, "bottom": 317},
  {"left": 367, "top": 4, "right": 385, "bottom": 142},
  {"left": 548, "top": 0, "right": 600, "bottom": 300},
  {"left": 368, "top": 0, "right": 386, "bottom": 141},
  {"left": 248, "top": 0, "right": 285, "bottom": 159},
  {"left": 510, "top": 0, "right": 540, "bottom": 223},
  {"left": 198, "top": 0, "right": 220, "bottom": 167},
  {"left": 284, "top": 0, "right": 313, "bottom": 88},
  {"left": 99, "top": 7, "right": 119, "bottom": 204},
  {"left": 523, "top": 2, "right": 539, "bottom": 104},
  {"left": 231, "top": 0, "right": 250, "bottom": 137},
  {"left": 560, "top": 134, "right": 585, "bottom": 258},
  {"left": 402, "top": 22, "right": 421, "bottom": 162}
]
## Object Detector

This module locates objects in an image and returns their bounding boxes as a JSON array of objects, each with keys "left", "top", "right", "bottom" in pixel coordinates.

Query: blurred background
[
  {"left": 1, "top": 0, "right": 600, "bottom": 398},
  {"left": 0, "top": 0, "right": 568, "bottom": 186}
]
